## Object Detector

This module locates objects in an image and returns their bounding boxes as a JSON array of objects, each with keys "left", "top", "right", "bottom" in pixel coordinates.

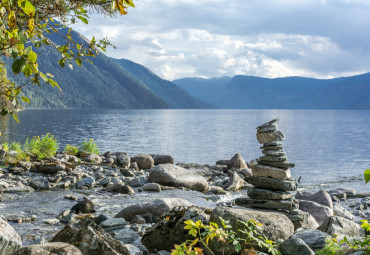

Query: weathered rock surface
[
  {"left": 37, "top": 164, "right": 66, "bottom": 174},
  {"left": 251, "top": 165, "right": 291, "bottom": 180},
  {"left": 225, "top": 171, "right": 245, "bottom": 191},
  {"left": 11, "top": 242, "right": 82, "bottom": 255},
  {"left": 71, "top": 198, "right": 96, "bottom": 214},
  {"left": 107, "top": 183, "right": 134, "bottom": 194},
  {"left": 256, "top": 130, "right": 285, "bottom": 144},
  {"left": 142, "top": 206, "right": 209, "bottom": 252},
  {"left": 0, "top": 217, "right": 22, "bottom": 255},
  {"left": 298, "top": 200, "right": 333, "bottom": 225},
  {"left": 291, "top": 229, "right": 329, "bottom": 250},
  {"left": 228, "top": 153, "right": 248, "bottom": 169},
  {"left": 245, "top": 176, "right": 297, "bottom": 191},
  {"left": 114, "top": 198, "right": 193, "bottom": 223},
  {"left": 279, "top": 238, "right": 315, "bottom": 255},
  {"left": 150, "top": 154, "right": 174, "bottom": 165},
  {"left": 257, "top": 160, "right": 295, "bottom": 170},
  {"left": 142, "top": 183, "right": 161, "bottom": 192},
  {"left": 247, "top": 187, "right": 292, "bottom": 200},
  {"left": 51, "top": 219, "right": 128, "bottom": 255},
  {"left": 131, "top": 154, "right": 154, "bottom": 170},
  {"left": 114, "top": 152, "right": 130, "bottom": 168},
  {"left": 149, "top": 164, "right": 208, "bottom": 191},
  {"left": 85, "top": 153, "right": 102, "bottom": 164},
  {"left": 319, "top": 216, "right": 361, "bottom": 237},
  {"left": 295, "top": 190, "right": 333, "bottom": 209},
  {"left": 235, "top": 197, "right": 298, "bottom": 210}
]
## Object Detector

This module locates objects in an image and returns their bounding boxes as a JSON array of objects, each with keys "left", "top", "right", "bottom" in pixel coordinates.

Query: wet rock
[
  {"left": 4, "top": 186, "right": 34, "bottom": 193},
  {"left": 115, "top": 198, "right": 193, "bottom": 223},
  {"left": 37, "top": 163, "right": 66, "bottom": 174},
  {"left": 225, "top": 171, "right": 245, "bottom": 191},
  {"left": 122, "top": 244, "right": 142, "bottom": 255},
  {"left": 107, "top": 183, "right": 134, "bottom": 194},
  {"left": 109, "top": 227, "right": 140, "bottom": 244},
  {"left": 112, "top": 152, "right": 130, "bottom": 168},
  {"left": 251, "top": 164, "right": 291, "bottom": 180},
  {"left": 228, "top": 153, "right": 248, "bottom": 169},
  {"left": 279, "top": 238, "right": 315, "bottom": 255},
  {"left": 319, "top": 216, "right": 362, "bottom": 237},
  {"left": 51, "top": 219, "right": 128, "bottom": 255},
  {"left": 129, "top": 177, "right": 146, "bottom": 187},
  {"left": 209, "top": 207, "right": 293, "bottom": 254},
  {"left": 94, "top": 214, "right": 109, "bottom": 225},
  {"left": 64, "top": 195, "right": 78, "bottom": 200},
  {"left": 245, "top": 176, "right": 297, "bottom": 191},
  {"left": 235, "top": 197, "right": 298, "bottom": 210},
  {"left": 84, "top": 153, "right": 102, "bottom": 164},
  {"left": 149, "top": 164, "right": 208, "bottom": 191},
  {"left": 80, "top": 176, "right": 95, "bottom": 187},
  {"left": 295, "top": 190, "right": 333, "bottom": 209},
  {"left": 298, "top": 200, "right": 333, "bottom": 225},
  {"left": 12, "top": 242, "right": 82, "bottom": 255},
  {"left": 335, "top": 187, "right": 356, "bottom": 197},
  {"left": 142, "top": 206, "right": 209, "bottom": 252},
  {"left": 130, "top": 215, "right": 146, "bottom": 224},
  {"left": 204, "top": 186, "right": 229, "bottom": 195},
  {"left": 248, "top": 187, "right": 292, "bottom": 200},
  {"left": 71, "top": 198, "right": 96, "bottom": 214},
  {"left": 30, "top": 176, "right": 50, "bottom": 190},
  {"left": 99, "top": 218, "right": 128, "bottom": 230},
  {"left": 142, "top": 183, "right": 161, "bottom": 192},
  {"left": 291, "top": 229, "right": 329, "bottom": 250},
  {"left": 131, "top": 154, "right": 154, "bottom": 170},
  {"left": 150, "top": 154, "right": 174, "bottom": 165},
  {"left": 121, "top": 169, "right": 135, "bottom": 177},
  {"left": 0, "top": 217, "right": 22, "bottom": 255}
]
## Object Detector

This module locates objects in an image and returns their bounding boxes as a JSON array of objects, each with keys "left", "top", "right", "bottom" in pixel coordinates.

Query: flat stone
[
  {"left": 99, "top": 218, "right": 128, "bottom": 229},
  {"left": 260, "top": 145, "right": 283, "bottom": 151},
  {"left": 257, "top": 160, "right": 295, "bottom": 169},
  {"left": 235, "top": 197, "right": 298, "bottom": 210},
  {"left": 245, "top": 176, "right": 297, "bottom": 191},
  {"left": 261, "top": 150, "right": 286, "bottom": 156},
  {"left": 292, "top": 229, "right": 329, "bottom": 250},
  {"left": 263, "top": 141, "right": 282, "bottom": 147},
  {"left": 259, "top": 155, "right": 287, "bottom": 162},
  {"left": 4, "top": 187, "right": 34, "bottom": 193},
  {"left": 258, "top": 124, "right": 278, "bottom": 133},
  {"left": 42, "top": 219, "right": 60, "bottom": 224},
  {"left": 256, "top": 119, "right": 279, "bottom": 129},
  {"left": 277, "top": 209, "right": 310, "bottom": 230},
  {"left": 256, "top": 130, "right": 284, "bottom": 144},
  {"left": 251, "top": 164, "right": 291, "bottom": 180},
  {"left": 247, "top": 187, "right": 292, "bottom": 200}
]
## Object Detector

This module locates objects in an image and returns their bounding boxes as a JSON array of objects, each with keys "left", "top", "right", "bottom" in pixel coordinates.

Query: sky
[{"left": 72, "top": 0, "right": 370, "bottom": 81}]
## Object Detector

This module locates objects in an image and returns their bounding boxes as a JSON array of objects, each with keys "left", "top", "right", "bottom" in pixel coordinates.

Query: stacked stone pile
[{"left": 235, "top": 119, "right": 308, "bottom": 228}]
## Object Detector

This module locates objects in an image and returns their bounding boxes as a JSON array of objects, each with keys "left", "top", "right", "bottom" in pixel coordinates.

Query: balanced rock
[
  {"left": 251, "top": 164, "right": 291, "bottom": 180},
  {"left": 12, "top": 242, "right": 82, "bottom": 255},
  {"left": 257, "top": 160, "right": 295, "bottom": 170},
  {"left": 245, "top": 176, "right": 297, "bottom": 191},
  {"left": 149, "top": 164, "right": 209, "bottom": 191},
  {"left": 247, "top": 187, "right": 292, "bottom": 200},
  {"left": 235, "top": 197, "right": 298, "bottom": 210},
  {"left": 257, "top": 130, "right": 285, "bottom": 144},
  {"left": 0, "top": 217, "right": 22, "bottom": 255}
]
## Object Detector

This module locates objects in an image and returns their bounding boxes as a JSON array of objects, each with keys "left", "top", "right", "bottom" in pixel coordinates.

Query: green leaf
[
  {"left": 18, "top": 0, "right": 35, "bottom": 16},
  {"left": 27, "top": 51, "right": 37, "bottom": 63},
  {"left": 77, "top": 16, "right": 88, "bottom": 24},
  {"left": 125, "top": 0, "right": 135, "bottom": 7},
  {"left": 58, "top": 59, "right": 65, "bottom": 68},
  {"left": 189, "top": 228, "right": 198, "bottom": 237},
  {"left": 21, "top": 96, "right": 30, "bottom": 103},
  {"left": 365, "top": 169, "right": 370, "bottom": 184},
  {"left": 75, "top": 58, "right": 82, "bottom": 66},
  {"left": 24, "top": 46, "right": 32, "bottom": 55},
  {"left": 22, "top": 63, "right": 33, "bottom": 77},
  {"left": 12, "top": 59, "right": 26, "bottom": 74},
  {"left": 12, "top": 114, "right": 20, "bottom": 123}
]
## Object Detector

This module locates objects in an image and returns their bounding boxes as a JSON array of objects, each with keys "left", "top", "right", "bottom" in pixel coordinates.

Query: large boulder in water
[
  {"left": 12, "top": 242, "right": 82, "bottom": 255},
  {"left": 209, "top": 207, "right": 294, "bottom": 254},
  {"left": 51, "top": 219, "right": 127, "bottom": 255},
  {"left": 0, "top": 217, "right": 22, "bottom": 255},
  {"left": 114, "top": 198, "right": 193, "bottom": 223},
  {"left": 149, "top": 164, "right": 209, "bottom": 191},
  {"left": 142, "top": 206, "right": 209, "bottom": 252}
]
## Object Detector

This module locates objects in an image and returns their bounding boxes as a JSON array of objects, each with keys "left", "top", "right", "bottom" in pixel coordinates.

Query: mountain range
[{"left": 174, "top": 73, "right": 370, "bottom": 110}]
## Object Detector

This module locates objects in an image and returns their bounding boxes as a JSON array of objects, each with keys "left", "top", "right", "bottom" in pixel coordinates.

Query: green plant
[
  {"left": 171, "top": 217, "right": 280, "bottom": 255},
  {"left": 3, "top": 142, "right": 29, "bottom": 162},
  {"left": 64, "top": 144, "right": 79, "bottom": 155},
  {"left": 23, "top": 133, "right": 59, "bottom": 159},
  {"left": 81, "top": 139, "right": 99, "bottom": 154},
  {"left": 316, "top": 237, "right": 345, "bottom": 255},
  {"left": 9, "top": 142, "right": 22, "bottom": 152},
  {"left": 341, "top": 220, "right": 370, "bottom": 253},
  {"left": 364, "top": 169, "right": 370, "bottom": 184},
  {"left": 2, "top": 142, "right": 9, "bottom": 151}
]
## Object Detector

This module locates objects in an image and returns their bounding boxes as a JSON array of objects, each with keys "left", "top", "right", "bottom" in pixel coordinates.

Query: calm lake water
[{"left": 1, "top": 109, "right": 370, "bottom": 192}]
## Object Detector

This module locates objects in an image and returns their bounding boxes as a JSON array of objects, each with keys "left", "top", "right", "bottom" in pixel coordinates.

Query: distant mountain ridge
[
  {"left": 173, "top": 73, "right": 370, "bottom": 109},
  {"left": 3, "top": 27, "right": 213, "bottom": 110}
]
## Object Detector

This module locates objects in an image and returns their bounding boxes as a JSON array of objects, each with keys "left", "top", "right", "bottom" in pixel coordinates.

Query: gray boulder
[
  {"left": 319, "top": 216, "right": 362, "bottom": 237},
  {"left": 291, "top": 229, "right": 329, "bottom": 250},
  {"left": 114, "top": 152, "right": 130, "bottom": 168},
  {"left": 11, "top": 242, "right": 82, "bottom": 255},
  {"left": 107, "top": 183, "right": 134, "bottom": 194},
  {"left": 131, "top": 154, "right": 154, "bottom": 170},
  {"left": 150, "top": 154, "right": 174, "bottom": 165},
  {"left": 279, "top": 238, "right": 314, "bottom": 255},
  {"left": 228, "top": 153, "right": 248, "bottom": 169},
  {"left": 37, "top": 163, "right": 66, "bottom": 174},
  {"left": 142, "top": 183, "right": 161, "bottom": 192},
  {"left": 245, "top": 176, "right": 297, "bottom": 192},
  {"left": 51, "top": 219, "right": 128, "bottom": 255},
  {"left": 84, "top": 153, "right": 102, "bottom": 164},
  {"left": 149, "top": 164, "right": 209, "bottom": 191},
  {"left": 114, "top": 198, "right": 193, "bottom": 223},
  {"left": 225, "top": 171, "right": 245, "bottom": 191},
  {"left": 142, "top": 206, "right": 209, "bottom": 252},
  {"left": 30, "top": 176, "right": 50, "bottom": 190},
  {"left": 298, "top": 200, "right": 333, "bottom": 225},
  {"left": 0, "top": 217, "right": 22, "bottom": 255},
  {"left": 295, "top": 190, "right": 333, "bottom": 209},
  {"left": 71, "top": 198, "right": 96, "bottom": 214}
]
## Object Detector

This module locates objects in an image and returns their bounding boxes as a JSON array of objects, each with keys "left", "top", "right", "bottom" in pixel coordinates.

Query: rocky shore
[{"left": 0, "top": 119, "right": 369, "bottom": 254}]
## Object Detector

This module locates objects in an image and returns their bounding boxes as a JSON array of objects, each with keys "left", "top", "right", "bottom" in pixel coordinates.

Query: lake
[{"left": 1, "top": 109, "right": 370, "bottom": 192}]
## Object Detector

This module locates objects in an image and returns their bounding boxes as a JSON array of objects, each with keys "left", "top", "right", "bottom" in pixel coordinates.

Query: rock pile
[{"left": 235, "top": 119, "right": 307, "bottom": 228}]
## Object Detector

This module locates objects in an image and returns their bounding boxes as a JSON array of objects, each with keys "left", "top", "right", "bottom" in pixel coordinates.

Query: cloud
[{"left": 71, "top": 0, "right": 370, "bottom": 80}]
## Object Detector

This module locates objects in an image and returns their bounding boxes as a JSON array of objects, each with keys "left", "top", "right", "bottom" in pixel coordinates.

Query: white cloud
[{"left": 71, "top": 0, "right": 370, "bottom": 80}]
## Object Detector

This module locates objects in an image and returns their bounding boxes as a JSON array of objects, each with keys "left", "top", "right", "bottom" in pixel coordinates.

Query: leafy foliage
[
  {"left": 0, "top": 0, "right": 135, "bottom": 119},
  {"left": 364, "top": 169, "right": 370, "bottom": 184},
  {"left": 64, "top": 144, "right": 79, "bottom": 155},
  {"left": 315, "top": 237, "right": 345, "bottom": 255},
  {"left": 23, "top": 133, "right": 59, "bottom": 159},
  {"left": 81, "top": 139, "right": 99, "bottom": 155},
  {"left": 171, "top": 217, "right": 280, "bottom": 255}
]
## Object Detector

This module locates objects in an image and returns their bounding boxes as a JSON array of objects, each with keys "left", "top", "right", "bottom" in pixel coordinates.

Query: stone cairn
[{"left": 235, "top": 119, "right": 308, "bottom": 229}]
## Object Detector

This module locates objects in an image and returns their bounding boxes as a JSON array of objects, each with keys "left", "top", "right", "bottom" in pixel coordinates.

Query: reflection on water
[{"left": 1, "top": 109, "right": 370, "bottom": 191}]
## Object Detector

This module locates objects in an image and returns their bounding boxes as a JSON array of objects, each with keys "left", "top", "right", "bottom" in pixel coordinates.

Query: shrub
[
  {"left": 2, "top": 142, "right": 9, "bottom": 151},
  {"left": 316, "top": 237, "right": 345, "bottom": 255},
  {"left": 171, "top": 217, "right": 280, "bottom": 255},
  {"left": 4, "top": 142, "right": 29, "bottom": 162},
  {"left": 64, "top": 144, "right": 79, "bottom": 155},
  {"left": 81, "top": 139, "right": 99, "bottom": 154},
  {"left": 23, "top": 133, "right": 59, "bottom": 159}
]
